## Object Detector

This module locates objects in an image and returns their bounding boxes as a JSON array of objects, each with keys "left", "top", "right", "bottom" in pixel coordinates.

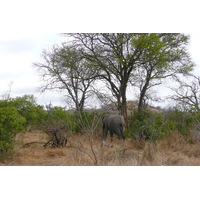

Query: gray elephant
[{"left": 101, "top": 114, "right": 125, "bottom": 147}]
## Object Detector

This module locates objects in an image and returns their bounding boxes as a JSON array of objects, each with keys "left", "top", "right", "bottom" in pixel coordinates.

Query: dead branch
[
  {"left": 23, "top": 142, "right": 46, "bottom": 148},
  {"left": 43, "top": 136, "right": 68, "bottom": 148}
]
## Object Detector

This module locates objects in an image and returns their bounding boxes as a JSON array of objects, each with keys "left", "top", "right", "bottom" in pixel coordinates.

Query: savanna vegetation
[{"left": 1, "top": 33, "right": 200, "bottom": 166}]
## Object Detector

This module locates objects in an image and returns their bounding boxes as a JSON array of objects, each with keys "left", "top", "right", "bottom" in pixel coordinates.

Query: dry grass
[{"left": 1, "top": 130, "right": 200, "bottom": 166}]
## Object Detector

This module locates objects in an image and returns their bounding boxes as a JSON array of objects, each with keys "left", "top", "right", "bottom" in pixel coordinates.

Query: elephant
[{"left": 101, "top": 114, "right": 125, "bottom": 147}]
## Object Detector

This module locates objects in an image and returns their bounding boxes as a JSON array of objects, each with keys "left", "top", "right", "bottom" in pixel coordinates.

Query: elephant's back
[{"left": 106, "top": 114, "right": 124, "bottom": 126}]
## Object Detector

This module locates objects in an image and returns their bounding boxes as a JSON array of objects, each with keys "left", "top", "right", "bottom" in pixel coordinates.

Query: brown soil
[{"left": 1, "top": 130, "right": 200, "bottom": 166}]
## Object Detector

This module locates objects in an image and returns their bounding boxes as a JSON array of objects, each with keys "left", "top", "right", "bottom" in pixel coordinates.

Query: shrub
[
  {"left": 127, "top": 108, "right": 198, "bottom": 141},
  {"left": 0, "top": 107, "right": 26, "bottom": 159},
  {"left": 0, "top": 95, "right": 47, "bottom": 128},
  {"left": 127, "top": 111, "right": 176, "bottom": 141},
  {"left": 44, "top": 105, "right": 78, "bottom": 134},
  {"left": 163, "top": 109, "right": 194, "bottom": 135}
]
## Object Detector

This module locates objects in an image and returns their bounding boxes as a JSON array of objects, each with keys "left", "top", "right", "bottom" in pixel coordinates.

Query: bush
[
  {"left": 44, "top": 105, "right": 78, "bottom": 134},
  {"left": 0, "top": 95, "right": 47, "bottom": 128},
  {"left": 0, "top": 107, "right": 26, "bottom": 159},
  {"left": 127, "top": 108, "right": 198, "bottom": 141},
  {"left": 128, "top": 111, "right": 177, "bottom": 141},
  {"left": 163, "top": 109, "right": 194, "bottom": 135}
]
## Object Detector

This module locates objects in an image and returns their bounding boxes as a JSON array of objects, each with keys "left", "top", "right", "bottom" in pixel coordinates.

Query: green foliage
[
  {"left": 44, "top": 105, "right": 78, "bottom": 134},
  {"left": 0, "top": 95, "right": 47, "bottom": 128},
  {"left": 128, "top": 109, "right": 195, "bottom": 141},
  {"left": 43, "top": 104, "right": 104, "bottom": 135},
  {"left": 0, "top": 107, "right": 26, "bottom": 159},
  {"left": 164, "top": 109, "right": 194, "bottom": 135},
  {"left": 128, "top": 111, "right": 170, "bottom": 141}
]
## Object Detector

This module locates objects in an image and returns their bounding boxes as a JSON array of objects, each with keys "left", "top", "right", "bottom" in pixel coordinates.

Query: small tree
[{"left": 34, "top": 44, "right": 97, "bottom": 112}]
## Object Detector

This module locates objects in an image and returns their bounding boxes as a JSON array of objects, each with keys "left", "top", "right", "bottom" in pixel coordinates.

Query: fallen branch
[
  {"left": 23, "top": 142, "right": 46, "bottom": 148},
  {"left": 23, "top": 136, "right": 68, "bottom": 149},
  {"left": 43, "top": 137, "right": 68, "bottom": 148}
]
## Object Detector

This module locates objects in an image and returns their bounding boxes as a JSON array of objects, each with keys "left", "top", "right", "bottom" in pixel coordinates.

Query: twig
[{"left": 69, "top": 135, "right": 98, "bottom": 166}]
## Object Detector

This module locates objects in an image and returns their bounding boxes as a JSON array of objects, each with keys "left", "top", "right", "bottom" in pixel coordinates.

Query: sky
[
  {"left": 1, "top": 0, "right": 200, "bottom": 109},
  {"left": 0, "top": 33, "right": 200, "bottom": 108},
  {"left": 0, "top": 33, "right": 66, "bottom": 106}
]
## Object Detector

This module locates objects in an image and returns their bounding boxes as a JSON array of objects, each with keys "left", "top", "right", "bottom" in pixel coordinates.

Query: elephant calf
[{"left": 101, "top": 114, "right": 125, "bottom": 147}]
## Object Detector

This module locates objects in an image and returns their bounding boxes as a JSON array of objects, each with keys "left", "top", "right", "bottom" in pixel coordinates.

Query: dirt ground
[{"left": 1, "top": 130, "right": 200, "bottom": 166}]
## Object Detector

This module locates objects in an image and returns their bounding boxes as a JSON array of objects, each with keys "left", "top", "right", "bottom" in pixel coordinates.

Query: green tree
[
  {"left": 131, "top": 33, "right": 194, "bottom": 113},
  {"left": 64, "top": 33, "right": 193, "bottom": 127},
  {"left": 64, "top": 33, "right": 144, "bottom": 128}
]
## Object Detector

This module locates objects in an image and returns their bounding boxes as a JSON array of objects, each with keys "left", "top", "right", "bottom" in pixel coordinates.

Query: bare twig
[{"left": 69, "top": 135, "right": 98, "bottom": 165}]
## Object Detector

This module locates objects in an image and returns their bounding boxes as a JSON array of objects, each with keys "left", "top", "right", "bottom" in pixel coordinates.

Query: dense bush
[
  {"left": 0, "top": 107, "right": 26, "bottom": 159},
  {"left": 128, "top": 111, "right": 168, "bottom": 141},
  {"left": 163, "top": 109, "right": 194, "bottom": 135},
  {"left": 0, "top": 95, "right": 47, "bottom": 128},
  {"left": 127, "top": 109, "right": 196, "bottom": 141}
]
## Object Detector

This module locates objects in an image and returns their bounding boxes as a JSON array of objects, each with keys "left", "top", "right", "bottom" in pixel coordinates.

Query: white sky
[
  {"left": 0, "top": 33, "right": 200, "bottom": 108},
  {"left": 0, "top": 0, "right": 200, "bottom": 108},
  {"left": 0, "top": 33, "right": 67, "bottom": 106}
]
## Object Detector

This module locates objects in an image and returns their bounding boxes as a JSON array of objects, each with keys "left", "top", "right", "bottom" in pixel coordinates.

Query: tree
[
  {"left": 171, "top": 75, "right": 200, "bottom": 112},
  {"left": 64, "top": 33, "right": 145, "bottom": 128},
  {"left": 131, "top": 33, "right": 194, "bottom": 113},
  {"left": 64, "top": 33, "right": 193, "bottom": 127},
  {"left": 34, "top": 44, "right": 96, "bottom": 112}
]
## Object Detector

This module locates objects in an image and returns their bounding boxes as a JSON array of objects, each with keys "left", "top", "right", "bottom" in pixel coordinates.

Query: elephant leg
[
  {"left": 101, "top": 127, "right": 109, "bottom": 147},
  {"left": 111, "top": 132, "right": 114, "bottom": 147},
  {"left": 117, "top": 136, "right": 125, "bottom": 146}
]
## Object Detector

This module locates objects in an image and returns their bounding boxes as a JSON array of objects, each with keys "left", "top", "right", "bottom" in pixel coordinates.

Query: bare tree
[
  {"left": 34, "top": 44, "right": 97, "bottom": 111},
  {"left": 171, "top": 75, "right": 200, "bottom": 111}
]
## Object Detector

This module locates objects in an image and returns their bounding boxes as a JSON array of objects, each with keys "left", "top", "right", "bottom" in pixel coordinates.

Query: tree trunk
[
  {"left": 119, "top": 84, "right": 129, "bottom": 129},
  {"left": 122, "top": 100, "right": 128, "bottom": 129},
  {"left": 138, "top": 90, "right": 146, "bottom": 114},
  {"left": 138, "top": 77, "right": 150, "bottom": 114}
]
